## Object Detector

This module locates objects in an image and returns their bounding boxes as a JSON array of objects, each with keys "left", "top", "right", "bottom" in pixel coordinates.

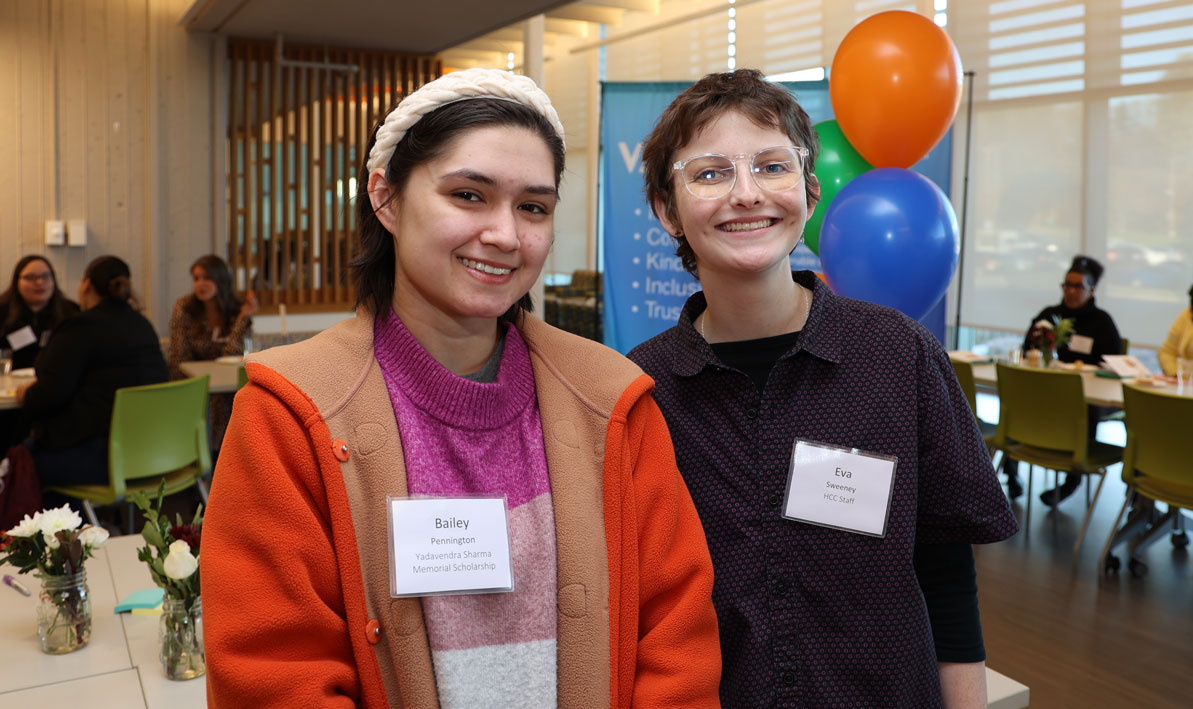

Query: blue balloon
[{"left": 819, "top": 168, "right": 959, "bottom": 321}]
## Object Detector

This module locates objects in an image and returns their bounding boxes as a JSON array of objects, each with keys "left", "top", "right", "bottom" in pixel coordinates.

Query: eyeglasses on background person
[
  {"left": 19, "top": 272, "right": 54, "bottom": 283},
  {"left": 672, "top": 145, "right": 809, "bottom": 199},
  {"left": 1060, "top": 281, "right": 1089, "bottom": 291}
]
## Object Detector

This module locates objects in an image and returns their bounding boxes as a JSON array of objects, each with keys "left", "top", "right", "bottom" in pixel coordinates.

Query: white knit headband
[{"left": 366, "top": 68, "right": 565, "bottom": 174}]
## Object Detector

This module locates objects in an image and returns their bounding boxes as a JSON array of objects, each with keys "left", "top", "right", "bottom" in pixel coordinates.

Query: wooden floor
[{"left": 976, "top": 436, "right": 1193, "bottom": 708}]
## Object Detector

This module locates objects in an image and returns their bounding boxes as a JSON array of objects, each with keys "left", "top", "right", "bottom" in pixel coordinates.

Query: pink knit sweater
[{"left": 373, "top": 311, "right": 558, "bottom": 707}]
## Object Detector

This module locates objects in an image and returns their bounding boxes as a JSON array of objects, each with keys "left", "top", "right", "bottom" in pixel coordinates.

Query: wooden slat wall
[
  {"left": 0, "top": 0, "right": 216, "bottom": 334},
  {"left": 226, "top": 39, "right": 441, "bottom": 312}
]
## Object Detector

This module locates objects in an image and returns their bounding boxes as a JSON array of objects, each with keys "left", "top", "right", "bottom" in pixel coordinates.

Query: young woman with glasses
[
  {"left": 629, "top": 69, "right": 1017, "bottom": 708},
  {"left": 1, "top": 256, "right": 81, "bottom": 451},
  {"left": 1, "top": 256, "right": 80, "bottom": 371},
  {"left": 1008, "top": 255, "right": 1122, "bottom": 505}
]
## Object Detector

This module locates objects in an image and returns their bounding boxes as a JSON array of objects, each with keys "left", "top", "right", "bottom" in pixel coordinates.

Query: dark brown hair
[
  {"left": 642, "top": 69, "right": 821, "bottom": 276},
  {"left": 3, "top": 255, "right": 75, "bottom": 331},
  {"left": 84, "top": 255, "right": 133, "bottom": 303},
  {"left": 185, "top": 254, "right": 243, "bottom": 334},
  {"left": 351, "top": 97, "right": 566, "bottom": 320},
  {"left": 1067, "top": 255, "right": 1104, "bottom": 288}
]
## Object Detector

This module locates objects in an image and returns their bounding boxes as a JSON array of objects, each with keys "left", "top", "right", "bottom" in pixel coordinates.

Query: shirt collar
[{"left": 669, "top": 270, "right": 843, "bottom": 377}]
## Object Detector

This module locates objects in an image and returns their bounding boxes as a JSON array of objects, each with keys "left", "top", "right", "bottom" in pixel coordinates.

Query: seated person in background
[
  {"left": 1022, "top": 255, "right": 1122, "bottom": 365},
  {"left": 2, "top": 255, "right": 80, "bottom": 370},
  {"left": 16, "top": 255, "right": 168, "bottom": 491},
  {"left": 168, "top": 255, "right": 257, "bottom": 452},
  {"left": 1, "top": 256, "right": 80, "bottom": 451},
  {"left": 1158, "top": 283, "right": 1193, "bottom": 377},
  {"left": 167, "top": 254, "right": 258, "bottom": 379},
  {"left": 1006, "top": 254, "right": 1122, "bottom": 506}
]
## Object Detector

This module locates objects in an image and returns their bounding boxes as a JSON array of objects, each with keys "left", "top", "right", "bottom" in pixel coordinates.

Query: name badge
[
  {"left": 1068, "top": 334, "right": 1093, "bottom": 355},
  {"left": 7, "top": 325, "right": 36, "bottom": 351},
  {"left": 782, "top": 439, "right": 898, "bottom": 537},
  {"left": 387, "top": 496, "right": 514, "bottom": 597}
]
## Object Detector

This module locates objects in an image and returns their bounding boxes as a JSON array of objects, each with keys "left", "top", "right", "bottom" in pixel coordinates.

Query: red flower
[{"left": 168, "top": 523, "right": 201, "bottom": 552}]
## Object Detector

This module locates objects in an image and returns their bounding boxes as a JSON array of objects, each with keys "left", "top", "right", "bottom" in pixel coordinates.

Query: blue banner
[{"left": 599, "top": 81, "right": 951, "bottom": 353}]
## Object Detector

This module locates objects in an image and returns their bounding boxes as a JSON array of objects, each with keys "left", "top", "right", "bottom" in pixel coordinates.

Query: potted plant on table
[
  {"left": 1, "top": 505, "right": 109, "bottom": 654},
  {"left": 129, "top": 482, "right": 205, "bottom": 680},
  {"left": 1027, "top": 316, "right": 1076, "bottom": 366}
]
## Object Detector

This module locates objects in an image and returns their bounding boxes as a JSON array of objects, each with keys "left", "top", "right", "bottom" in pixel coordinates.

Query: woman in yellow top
[{"left": 1158, "top": 284, "right": 1193, "bottom": 377}]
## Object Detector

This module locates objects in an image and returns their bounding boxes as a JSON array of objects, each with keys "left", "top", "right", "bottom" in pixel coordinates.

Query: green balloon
[{"left": 805, "top": 119, "right": 873, "bottom": 256}]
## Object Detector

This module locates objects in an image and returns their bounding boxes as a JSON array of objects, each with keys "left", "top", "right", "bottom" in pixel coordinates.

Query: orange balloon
[{"left": 829, "top": 11, "right": 962, "bottom": 168}]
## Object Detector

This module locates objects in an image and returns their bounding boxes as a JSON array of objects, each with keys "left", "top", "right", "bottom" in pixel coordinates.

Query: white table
[
  {"left": 987, "top": 666, "right": 1030, "bottom": 708},
  {"left": 1, "top": 360, "right": 241, "bottom": 410},
  {"left": 969, "top": 360, "right": 1188, "bottom": 409},
  {"left": 0, "top": 667, "right": 148, "bottom": 706},
  {"left": 0, "top": 547, "right": 130, "bottom": 695},
  {"left": 0, "top": 372, "right": 35, "bottom": 411},
  {"left": 105, "top": 534, "right": 206, "bottom": 709},
  {"left": 0, "top": 535, "right": 205, "bottom": 707},
  {"left": 179, "top": 360, "right": 243, "bottom": 394}
]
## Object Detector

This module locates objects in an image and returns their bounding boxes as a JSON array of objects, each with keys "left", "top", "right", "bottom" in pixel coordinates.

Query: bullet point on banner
[
  {"left": 632, "top": 281, "right": 639, "bottom": 288},
  {"left": 632, "top": 305, "right": 639, "bottom": 313},
  {"left": 635, "top": 208, "right": 642, "bottom": 216},
  {"left": 633, "top": 257, "right": 640, "bottom": 264},
  {"left": 634, "top": 233, "right": 641, "bottom": 240}
]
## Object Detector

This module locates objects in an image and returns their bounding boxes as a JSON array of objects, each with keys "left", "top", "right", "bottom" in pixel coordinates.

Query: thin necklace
[{"left": 702, "top": 284, "right": 808, "bottom": 342}]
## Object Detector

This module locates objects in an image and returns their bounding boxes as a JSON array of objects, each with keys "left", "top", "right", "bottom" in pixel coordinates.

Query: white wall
[{"left": 0, "top": 0, "right": 218, "bottom": 335}]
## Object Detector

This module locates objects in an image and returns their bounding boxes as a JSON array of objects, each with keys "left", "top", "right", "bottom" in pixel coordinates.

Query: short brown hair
[{"left": 641, "top": 69, "right": 821, "bottom": 276}]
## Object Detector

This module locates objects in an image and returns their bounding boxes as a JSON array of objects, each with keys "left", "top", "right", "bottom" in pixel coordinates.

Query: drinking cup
[{"left": 1178, "top": 357, "right": 1193, "bottom": 388}]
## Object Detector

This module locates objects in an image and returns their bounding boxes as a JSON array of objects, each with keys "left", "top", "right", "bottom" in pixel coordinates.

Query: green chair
[
  {"left": 1120, "top": 336, "right": 1129, "bottom": 354},
  {"left": 992, "top": 363, "right": 1124, "bottom": 555},
  {"left": 1097, "top": 384, "right": 1193, "bottom": 578},
  {"left": 237, "top": 365, "right": 249, "bottom": 389},
  {"left": 949, "top": 358, "right": 998, "bottom": 455},
  {"left": 45, "top": 376, "right": 212, "bottom": 528}
]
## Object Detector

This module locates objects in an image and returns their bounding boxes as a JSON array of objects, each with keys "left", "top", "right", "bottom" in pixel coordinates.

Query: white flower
[
  {"left": 6, "top": 512, "right": 42, "bottom": 538},
  {"left": 163, "top": 540, "right": 198, "bottom": 580},
  {"left": 78, "top": 525, "right": 110, "bottom": 550},
  {"left": 43, "top": 531, "right": 61, "bottom": 549},
  {"left": 38, "top": 504, "right": 82, "bottom": 537},
  {"left": 1032, "top": 319, "right": 1055, "bottom": 331}
]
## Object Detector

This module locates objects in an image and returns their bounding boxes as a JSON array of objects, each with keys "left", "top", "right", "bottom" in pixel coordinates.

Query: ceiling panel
[{"left": 181, "top": 0, "right": 574, "bottom": 54}]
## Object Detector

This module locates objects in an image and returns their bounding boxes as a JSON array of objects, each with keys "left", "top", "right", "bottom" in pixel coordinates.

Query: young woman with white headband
[{"left": 202, "top": 69, "right": 720, "bottom": 708}]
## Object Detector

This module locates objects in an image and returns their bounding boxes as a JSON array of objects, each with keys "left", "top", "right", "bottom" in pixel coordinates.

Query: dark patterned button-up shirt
[{"left": 629, "top": 271, "right": 1018, "bottom": 708}]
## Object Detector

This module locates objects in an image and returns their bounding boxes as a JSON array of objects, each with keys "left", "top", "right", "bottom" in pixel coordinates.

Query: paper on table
[
  {"left": 215, "top": 355, "right": 244, "bottom": 364},
  {"left": 1102, "top": 354, "right": 1152, "bottom": 379},
  {"left": 948, "top": 350, "right": 993, "bottom": 363},
  {"left": 114, "top": 587, "right": 164, "bottom": 613},
  {"left": 11, "top": 367, "right": 35, "bottom": 377}
]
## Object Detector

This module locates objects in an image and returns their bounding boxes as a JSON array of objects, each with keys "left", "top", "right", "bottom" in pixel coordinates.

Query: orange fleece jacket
[{"left": 201, "top": 314, "right": 721, "bottom": 708}]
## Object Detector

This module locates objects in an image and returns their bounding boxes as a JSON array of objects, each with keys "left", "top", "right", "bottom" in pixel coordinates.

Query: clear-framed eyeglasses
[{"left": 672, "top": 145, "right": 810, "bottom": 200}]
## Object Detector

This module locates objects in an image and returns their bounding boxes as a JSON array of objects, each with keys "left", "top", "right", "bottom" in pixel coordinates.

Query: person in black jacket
[
  {"left": 1005, "top": 255, "right": 1122, "bottom": 505},
  {"left": 16, "top": 255, "right": 168, "bottom": 489},
  {"left": 1, "top": 256, "right": 80, "bottom": 451},
  {"left": 1022, "top": 255, "right": 1122, "bottom": 365},
  {"left": 2, "top": 255, "right": 81, "bottom": 369}
]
